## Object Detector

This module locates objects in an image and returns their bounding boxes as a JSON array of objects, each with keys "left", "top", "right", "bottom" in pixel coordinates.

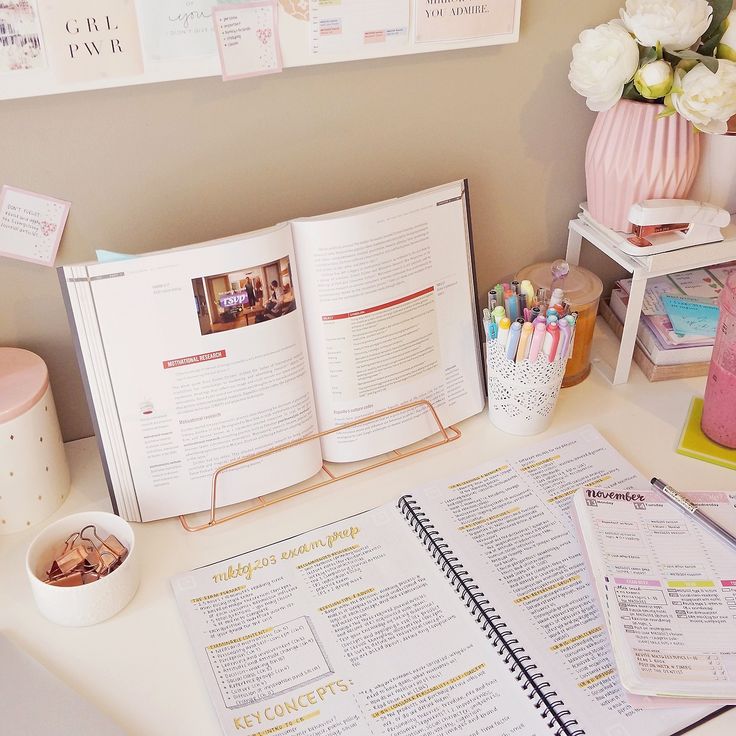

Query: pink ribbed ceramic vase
[{"left": 585, "top": 99, "right": 700, "bottom": 232}]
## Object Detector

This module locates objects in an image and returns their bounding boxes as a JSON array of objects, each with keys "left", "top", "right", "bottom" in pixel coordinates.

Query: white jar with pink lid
[{"left": 0, "top": 348, "right": 70, "bottom": 534}]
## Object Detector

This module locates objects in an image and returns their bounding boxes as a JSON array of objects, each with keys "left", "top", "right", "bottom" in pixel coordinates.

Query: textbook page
[
  {"left": 64, "top": 225, "right": 322, "bottom": 521},
  {"left": 291, "top": 181, "right": 484, "bottom": 462},
  {"left": 406, "top": 425, "right": 714, "bottom": 735},
  {"left": 574, "top": 488, "right": 736, "bottom": 700},
  {"left": 172, "top": 507, "right": 546, "bottom": 736}
]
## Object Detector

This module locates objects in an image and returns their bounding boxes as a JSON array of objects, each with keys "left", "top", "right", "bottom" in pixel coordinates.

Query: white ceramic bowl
[{"left": 26, "top": 511, "right": 139, "bottom": 627}]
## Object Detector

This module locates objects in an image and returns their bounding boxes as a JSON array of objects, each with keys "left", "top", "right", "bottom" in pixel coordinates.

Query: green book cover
[{"left": 677, "top": 398, "right": 736, "bottom": 471}]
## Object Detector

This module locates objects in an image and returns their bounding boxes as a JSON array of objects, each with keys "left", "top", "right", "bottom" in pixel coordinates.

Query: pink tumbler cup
[{"left": 701, "top": 273, "right": 736, "bottom": 448}]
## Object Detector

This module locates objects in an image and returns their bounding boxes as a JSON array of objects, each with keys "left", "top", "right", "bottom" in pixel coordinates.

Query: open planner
[
  {"left": 172, "top": 426, "right": 718, "bottom": 736},
  {"left": 574, "top": 486, "right": 736, "bottom": 701},
  {"left": 59, "top": 181, "right": 484, "bottom": 522}
]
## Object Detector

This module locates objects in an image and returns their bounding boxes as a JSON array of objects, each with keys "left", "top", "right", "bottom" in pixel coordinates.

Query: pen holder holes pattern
[{"left": 487, "top": 342, "right": 567, "bottom": 436}]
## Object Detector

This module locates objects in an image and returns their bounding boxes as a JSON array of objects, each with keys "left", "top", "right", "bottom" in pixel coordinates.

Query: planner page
[
  {"left": 574, "top": 488, "right": 736, "bottom": 700},
  {"left": 172, "top": 507, "right": 546, "bottom": 736},
  {"left": 405, "top": 425, "right": 715, "bottom": 735}
]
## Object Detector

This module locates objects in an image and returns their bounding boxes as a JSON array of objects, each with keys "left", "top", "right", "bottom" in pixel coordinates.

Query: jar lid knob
[{"left": 551, "top": 259, "right": 569, "bottom": 281}]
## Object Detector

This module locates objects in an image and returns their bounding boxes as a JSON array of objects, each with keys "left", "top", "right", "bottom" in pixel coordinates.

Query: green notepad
[{"left": 677, "top": 397, "right": 736, "bottom": 471}]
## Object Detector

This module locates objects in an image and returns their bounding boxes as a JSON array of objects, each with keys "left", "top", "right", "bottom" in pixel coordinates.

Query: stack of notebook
[{"left": 600, "top": 263, "right": 736, "bottom": 381}]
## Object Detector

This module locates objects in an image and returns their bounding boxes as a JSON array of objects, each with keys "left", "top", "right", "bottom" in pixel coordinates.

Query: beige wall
[{"left": 0, "top": 0, "right": 627, "bottom": 442}]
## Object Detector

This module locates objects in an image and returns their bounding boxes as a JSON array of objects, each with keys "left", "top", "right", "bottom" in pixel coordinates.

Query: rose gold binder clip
[{"left": 43, "top": 525, "right": 128, "bottom": 587}]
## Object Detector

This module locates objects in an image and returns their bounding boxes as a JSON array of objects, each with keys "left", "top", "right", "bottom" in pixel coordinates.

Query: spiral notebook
[{"left": 171, "top": 426, "right": 720, "bottom": 736}]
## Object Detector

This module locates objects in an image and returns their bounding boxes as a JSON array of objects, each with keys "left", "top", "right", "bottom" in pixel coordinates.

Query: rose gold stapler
[{"left": 627, "top": 199, "right": 730, "bottom": 249}]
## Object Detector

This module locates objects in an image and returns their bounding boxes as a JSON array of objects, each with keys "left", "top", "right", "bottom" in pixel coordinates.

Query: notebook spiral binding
[{"left": 399, "top": 495, "right": 585, "bottom": 736}]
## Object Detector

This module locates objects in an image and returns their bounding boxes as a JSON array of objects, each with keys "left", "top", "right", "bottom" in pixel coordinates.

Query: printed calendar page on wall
[{"left": 0, "top": 0, "right": 521, "bottom": 100}]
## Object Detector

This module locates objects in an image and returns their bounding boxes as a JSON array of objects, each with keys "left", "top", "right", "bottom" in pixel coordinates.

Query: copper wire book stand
[{"left": 179, "top": 400, "right": 460, "bottom": 532}]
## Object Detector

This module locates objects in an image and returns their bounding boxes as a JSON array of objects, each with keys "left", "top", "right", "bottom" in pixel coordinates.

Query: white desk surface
[{"left": 1, "top": 321, "right": 734, "bottom": 736}]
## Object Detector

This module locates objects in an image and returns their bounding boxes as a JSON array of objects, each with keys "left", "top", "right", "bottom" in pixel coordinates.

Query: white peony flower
[
  {"left": 569, "top": 21, "right": 640, "bottom": 111},
  {"left": 718, "top": 10, "right": 736, "bottom": 61},
  {"left": 621, "top": 0, "right": 712, "bottom": 51},
  {"left": 634, "top": 59, "right": 675, "bottom": 98},
  {"left": 670, "top": 60, "right": 736, "bottom": 134}
]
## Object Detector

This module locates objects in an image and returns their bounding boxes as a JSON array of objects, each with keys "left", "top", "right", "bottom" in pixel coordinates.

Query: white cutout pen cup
[
  {"left": 484, "top": 304, "right": 576, "bottom": 435},
  {"left": 487, "top": 340, "right": 568, "bottom": 436},
  {"left": 26, "top": 511, "right": 138, "bottom": 626}
]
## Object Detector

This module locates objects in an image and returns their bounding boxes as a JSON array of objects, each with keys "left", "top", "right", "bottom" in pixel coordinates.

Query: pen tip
[{"left": 650, "top": 477, "right": 658, "bottom": 486}]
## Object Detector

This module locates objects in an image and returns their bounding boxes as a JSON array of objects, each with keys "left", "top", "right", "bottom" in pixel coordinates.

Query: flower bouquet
[
  {"left": 569, "top": 1, "right": 736, "bottom": 231},
  {"left": 570, "top": 0, "right": 736, "bottom": 134}
]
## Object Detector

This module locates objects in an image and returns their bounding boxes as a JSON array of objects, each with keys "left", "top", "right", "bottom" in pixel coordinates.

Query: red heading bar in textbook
[
  {"left": 322, "top": 286, "right": 434, "bottom": 322},
  {"left": 163, "top": 350, "right": 226, "bottom": 369}
]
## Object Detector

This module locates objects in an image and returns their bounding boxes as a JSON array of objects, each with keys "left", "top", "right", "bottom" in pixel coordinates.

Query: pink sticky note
[
  {"left": 213, "top": 2, "right": 282, "bottom": 81},
  {"left": 0, "top": 186, "right": 71, "bottom": 266}
]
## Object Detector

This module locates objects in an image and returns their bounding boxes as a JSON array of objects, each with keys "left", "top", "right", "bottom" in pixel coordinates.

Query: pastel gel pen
[
  {"left": 505, "top": 291, "right": 520, "bottom": 321},
  {"left": 565, "top": 315, "right": 577, "bottom": 357},
  {"left": 543, "top": 322, "right": 560, "bottom": 363},
  {"left": 531, "top": 306, "right": 541, "bottom": 321},
  {"left": 494, "top": 284, "right": 505, "bottom": 303},
  {"left": 546, "top": 314, "right": 558, "bottom": 325},
  {"left": 492, "top": 305, "right": 506, "bottom": 324},
  {"left": 483, "top": 308, "right": 492, "bottom": 340},
  {"left": 506, "top": 321, "right": 522, "bottom": 361},
  {"left": 497, "top": 317, "right": 511, "bottom": 348},
  {"left": 488, "top": 290, "right": 498, "bottom": 311},
  {"left": 517, "top": 322, "right": 533, "bottom": 362},
  {"left": 533, "top": 315, "right": 547, "bottom": 326},
  {"left": 528, "top": 322, "right": 546, "bottom": 362},
  {"left": 520, "top": 279, "right": 535, "bottom": 307},
  {"left": 519, "top": 293, "right": 527, "bottom": 313},
  {"left": 550, "top": 288, "right": 565, "bottom": 306},
  {"left": 558, "top": 321, "right": 571, "bottom": 361},
  {"left": 511, "top": 280, "right": 521, "bottom": 295}
]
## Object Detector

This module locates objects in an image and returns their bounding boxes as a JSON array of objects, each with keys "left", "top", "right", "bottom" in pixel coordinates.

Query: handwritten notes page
[
  {"left": 668, "top": 268, "right": 724, "bottom": 300},
  {"left": 0, "top": 185, "right": 70, "bottom": 266},
  {"left": 574, "top": 488, "right": 736, "bottom": 699},
  {"left": 407, "top": 426, "right": 713, "bottom": 734},
  {"left": 661, "top": 294, "right": 720, "bottom": 338},
  {"left": 213, "top": 2, "right": 282, "bottom": 80},
  {"left": 414, "top": 0, "right": 518, "bottom": 43},
  {"left": 309, "top": 0, "right": 409, "bottom": 56},
  {"left": 172, "top": 509, "right": 544, "bottom": 736}
]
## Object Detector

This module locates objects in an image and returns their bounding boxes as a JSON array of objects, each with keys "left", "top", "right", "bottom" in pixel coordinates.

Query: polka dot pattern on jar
[{"left": 0, "top": 360, "right": 70, "bottom": 536}]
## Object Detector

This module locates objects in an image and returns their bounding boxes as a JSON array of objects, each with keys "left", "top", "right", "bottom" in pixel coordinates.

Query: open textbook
[
  {"left": 171, "top": 426, "right": 719, "bottom": 736},
  {"left": 59, "top": 182, "right": 484, "bottom": 521},
  {"left": 574, "top": 486, "right": 736, "bottom": 700}
]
